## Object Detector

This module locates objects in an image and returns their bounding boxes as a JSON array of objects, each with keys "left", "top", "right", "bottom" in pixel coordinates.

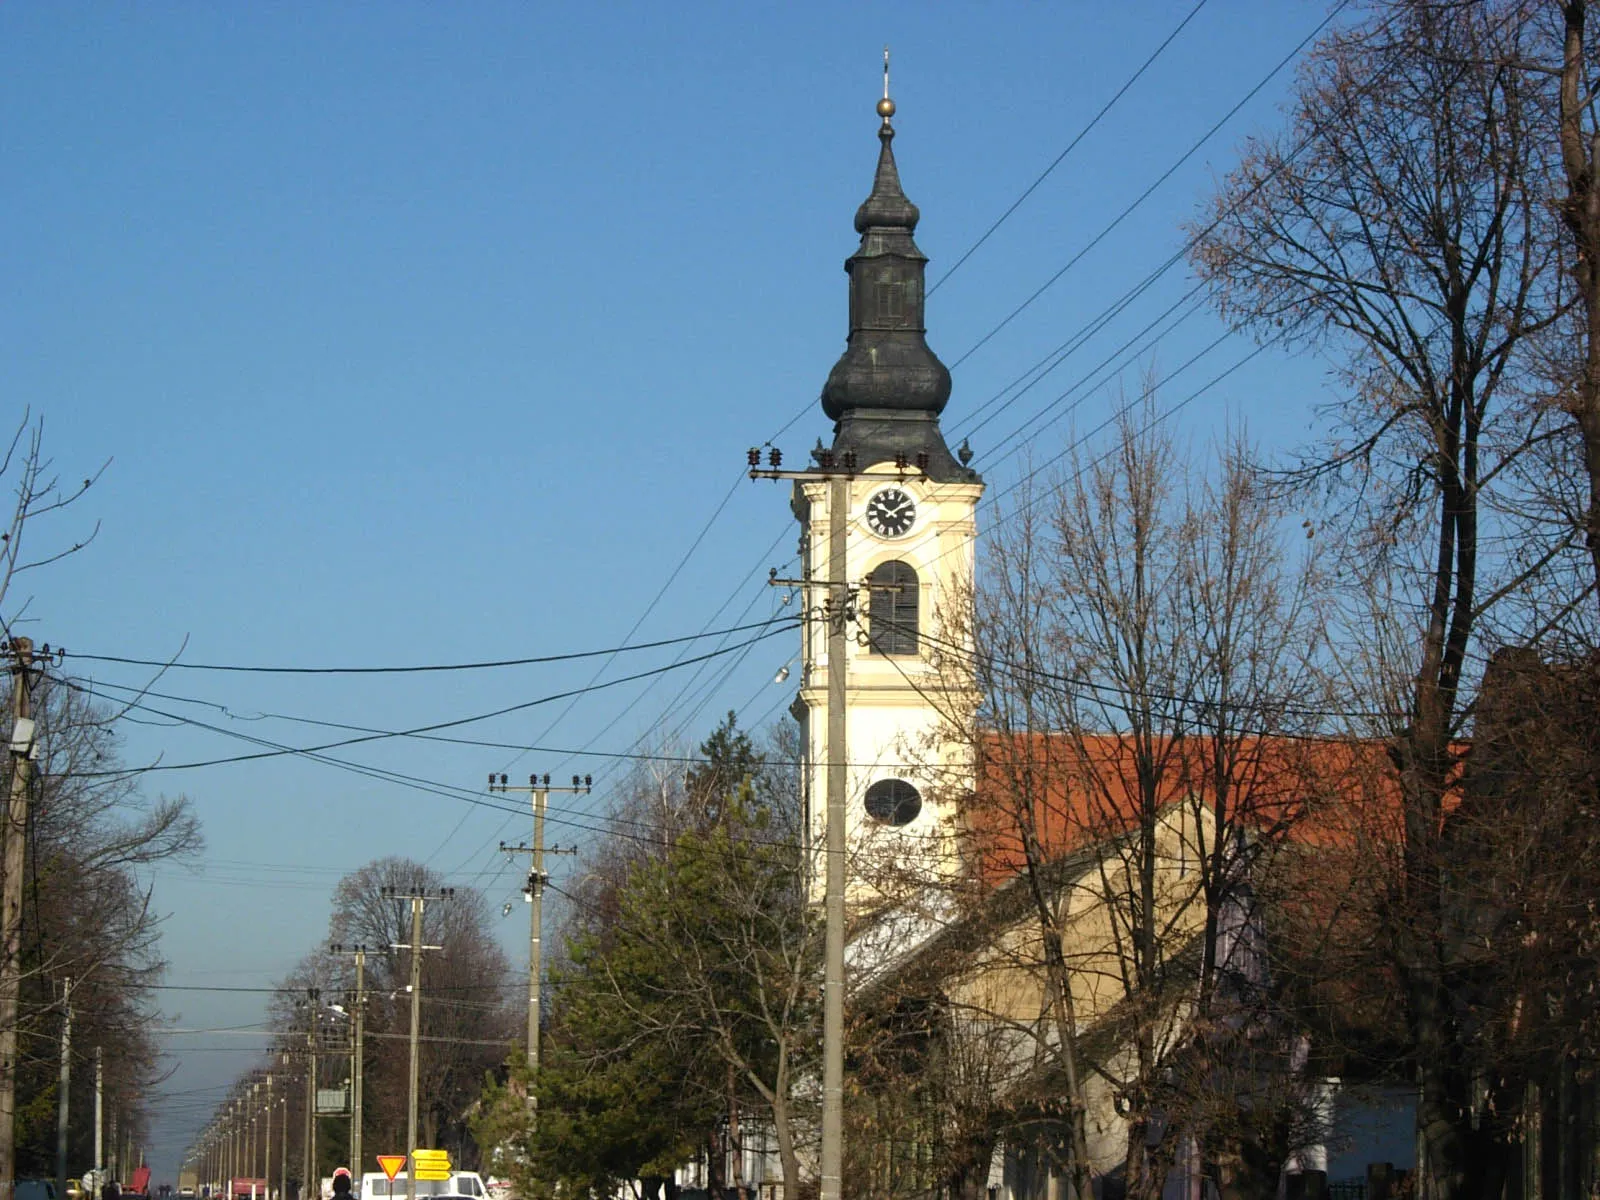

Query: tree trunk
[
  {"left": 1556, "top": 2, "right": 1600, "bottom": 607},
  {"left": 949, "top": 1134, "right": 997, "bottom": 1200},
  {"left": 769, "top": 1088, "right": 802, "bottom": 1200},
  {"left": 727, "top": 1068, "right": 744, "bottom": 1200},
  {"left": 708, "top": 1132, "right": 727, "bottom": 1199}
]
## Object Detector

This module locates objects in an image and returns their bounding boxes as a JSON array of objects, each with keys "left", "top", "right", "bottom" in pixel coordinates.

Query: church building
[{"left": 758, "top": 81, "right": 1417, "bottom": 1200}]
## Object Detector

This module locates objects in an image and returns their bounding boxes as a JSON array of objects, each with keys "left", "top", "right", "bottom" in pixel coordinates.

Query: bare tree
[
  {"left": 1190, "top": 4, "right": 1577, "bottom": 1195},
  {"left": 0, "top": 418, "right": 193, "bottom": 1182},
  {"left": 875, "top": 391, "right": 1327, "bottom": 1200},
  {"left": 1550, "top": 1, "right": 1600, "bottom": 600},
  {"left": 325, "top": 859, "right": 516, "bottom": 1160},
  {"left": 258, "top": 858, "right": 516, "bottom": 1183},
  {"left": 0, "top": 414, "right": 104, "bottom": 632}
]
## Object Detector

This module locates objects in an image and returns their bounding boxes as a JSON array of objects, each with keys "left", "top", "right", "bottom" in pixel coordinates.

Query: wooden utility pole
[
  {"left": 379, "top": 886, "right": 450, "bottom": 1200},
  {"left": 0, "top": 637, "right": 35, "bottom": 1200},
  {"left": 489, "top": 774, "right": 586, "bottom": 1077}
]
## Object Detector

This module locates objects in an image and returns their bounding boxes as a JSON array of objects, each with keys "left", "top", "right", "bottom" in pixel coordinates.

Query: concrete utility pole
[
  {"left": 379, "top": 886, "right": 450, "bottom": 1200},
  {"left": 302, "top": 992, "right": 319, "bottom": 1200},
  {"left": 247, "top": 1083, "right": 258, "bottom": 1186},
  {"left": 56, "top": 978, "right": 71, "bottom": 1200},
  {"left": 329, "top": 945, "right": 366, "bottom": 1179},
  {"left": 278, "top": 1093, "right": 287, "bottom": 1200},
  {"left": 263, "top": 1075, "right": 273, "bottom": 1200},
  {"left": 747, "top": 446, "right": 930, "bottom": 1200},
  {"left": 94, "top": 1047, "right": 103, "bottom": 1183},
  {"left": 820, "top": 471, "right": 849, "bottom": 1200},
  {"left": 0, "top": 637, "right": 37, "bottom": 1200},
  {"left": 489, "top": 774, "right": 586, "bottom": 1077}
]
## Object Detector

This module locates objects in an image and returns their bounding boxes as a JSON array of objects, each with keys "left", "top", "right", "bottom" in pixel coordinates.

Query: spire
[
  {"left": 855, "top": 53, "right": 919, "bottom": 234},
  {"left": 818, "top": 63, "right": 976, "bottom": 484}
]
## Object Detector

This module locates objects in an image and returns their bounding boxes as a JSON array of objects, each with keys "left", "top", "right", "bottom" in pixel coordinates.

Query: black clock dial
[{"left": 866, "top": 488, "right": 917, "bottom": 538}]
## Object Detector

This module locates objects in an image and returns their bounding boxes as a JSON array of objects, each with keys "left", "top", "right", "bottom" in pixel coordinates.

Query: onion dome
[{"left": 818, "top": 91, "right": 976, "bottom": 484}]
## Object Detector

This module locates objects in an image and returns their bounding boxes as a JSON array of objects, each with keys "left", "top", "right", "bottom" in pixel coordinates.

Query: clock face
[{"left": 865, "top": 487, "right": 917, "bottom": 539}]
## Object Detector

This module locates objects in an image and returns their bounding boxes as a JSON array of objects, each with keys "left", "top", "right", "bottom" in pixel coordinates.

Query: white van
[{"left": 359, "top": 1175, "right": 487, "bottom": 1200}]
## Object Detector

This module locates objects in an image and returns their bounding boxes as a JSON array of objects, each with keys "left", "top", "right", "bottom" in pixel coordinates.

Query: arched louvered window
[{"left": 868, "top": 560, "right": 919, "bottom": 656}]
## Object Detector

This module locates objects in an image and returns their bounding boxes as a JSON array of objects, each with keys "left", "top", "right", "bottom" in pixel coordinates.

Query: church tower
[{"left": 792, "top": 87, "right": 983, "bottom": 907}]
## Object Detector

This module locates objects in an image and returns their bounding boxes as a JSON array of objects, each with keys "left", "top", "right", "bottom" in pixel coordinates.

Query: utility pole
[
  {"left": 820, "top": 470, "right": 849, "bottom": 1200},
  {"left": 329, "top": 945, "right": 366, "bottom": 1180},
  {"left": 247, "top": 1083, "right": 258, "bottom": 1188},
  {"left": 379, "top": 886, "right": 451, "bottom": 1200},
  {"left": 263, "top": 1075, "right": 273, "bottom": 1200},
  {"left": 55, "top": 978, "right": 71, "bottom": 1200},
  {"left": 747, "top": 445, "right": 929, "bottom": 1200},
  {"left": 489, "top": 774, "right": 586, "bottom": 1076},
  {"left": 278, "top": 1092, "right": 287, "bottom": 1200},
  {"left": 94, "top": 1047, "right": 103, "bottom": 1185},
  {"left": 302, "top": 991, "right": 319, "bottom": 1200},
  {"left": 0, "top": 637, "right": 39, "bottom": 1200}
]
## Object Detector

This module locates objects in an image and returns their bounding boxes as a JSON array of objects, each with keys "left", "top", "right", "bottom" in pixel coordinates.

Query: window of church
[
  {"left": 867, "top": 561, "right": 919, "bottom": 655},
  {"left": 875, "top": 279, "right": 906, "bottom": 325},
  {"left": 865, "top": 778, "right": 921, "bottom": 826}
]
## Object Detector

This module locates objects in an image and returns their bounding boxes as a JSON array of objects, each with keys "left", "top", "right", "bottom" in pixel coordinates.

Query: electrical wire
[
  {"left": 53, "top": 619, "right": 797, "bottom": 779},
  {"left": 65, "top": 615, "right": 789, "bottom": 677},
  {"left": 944, "top": 0, "right": 1352, "bottom": 374},
  {"left": 927, "top": 0, "right": 1213, "bottom": 297}
]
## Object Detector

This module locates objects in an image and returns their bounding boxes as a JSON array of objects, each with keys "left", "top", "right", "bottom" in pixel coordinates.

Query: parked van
[{"left": 358, "top": 1174, "right": 487, "bottom": 1200}]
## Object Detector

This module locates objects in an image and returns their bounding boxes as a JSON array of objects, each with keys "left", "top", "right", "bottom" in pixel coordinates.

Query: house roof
[{"left": 964, "top": 731, "right": 1424, "bottom": 884}]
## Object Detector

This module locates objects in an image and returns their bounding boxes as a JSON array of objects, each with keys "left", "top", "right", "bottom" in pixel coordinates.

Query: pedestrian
[{"left": 330, "top": 1170, "right": 352, "bottom": 1200}]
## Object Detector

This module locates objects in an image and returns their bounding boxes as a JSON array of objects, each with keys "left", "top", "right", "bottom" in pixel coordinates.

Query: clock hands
[{"left": 867, "top": 488, "right": 916, "bottom": 536}]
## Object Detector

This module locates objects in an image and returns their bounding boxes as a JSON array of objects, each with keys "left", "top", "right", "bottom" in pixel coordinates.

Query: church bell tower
[{"left": 791, "top": 85, "right": 983, "bottom": 907}]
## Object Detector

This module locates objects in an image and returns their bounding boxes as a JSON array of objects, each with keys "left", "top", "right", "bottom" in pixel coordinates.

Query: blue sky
[{"left": 1, "top": 0, "right": 1345, "bottom": 1180}]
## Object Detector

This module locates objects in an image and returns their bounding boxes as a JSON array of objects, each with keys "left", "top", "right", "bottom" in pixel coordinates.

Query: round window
[{"left": 864, "top": 779, "right": 922, "bottom": 826}]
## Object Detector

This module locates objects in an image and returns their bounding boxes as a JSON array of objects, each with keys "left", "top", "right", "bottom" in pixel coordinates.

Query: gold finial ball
[{"left": 877, "top": 97, "right": 896, "bottom": 119}]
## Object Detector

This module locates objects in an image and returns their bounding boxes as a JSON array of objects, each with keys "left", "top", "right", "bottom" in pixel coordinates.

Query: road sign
[
  {"left": 376, "top": 1157, "right": 407, "bottom": 1182},
  {"left": 412, "top": 1151, "right": 451, "bottom": 1182}
]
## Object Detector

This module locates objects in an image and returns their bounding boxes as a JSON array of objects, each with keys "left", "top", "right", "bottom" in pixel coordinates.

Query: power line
[
  {"left": 52, "top": 619, "right": 797, "bottom": 778},
  {"left": 76, "top": 676, "right": 787, "bottom": 768},
  {"left": 928, "top": 0, "right": 1213, "bottom": 297},
  {"left": 65, "top": 615, "right": 788, "bottom": 676},
  {"left": 944, "top": 0, "right": 1352, "bottom": 374},
  {"left": 54, "top": 678, "right": 814, "bottom": 855}
]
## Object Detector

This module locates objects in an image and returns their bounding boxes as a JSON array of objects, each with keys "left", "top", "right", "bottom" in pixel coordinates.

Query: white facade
[{"left": 789, "top": 462, "right": 983, "bottom": 907}]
